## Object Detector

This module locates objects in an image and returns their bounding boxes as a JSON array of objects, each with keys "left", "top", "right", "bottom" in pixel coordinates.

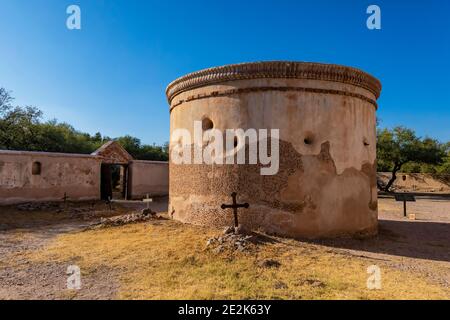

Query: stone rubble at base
[
  {"left": 90, "top": 210, "right": 161, "bottom": 229},
  {"left": 206, "top": 225, "right": 256, "bottom": 253}
]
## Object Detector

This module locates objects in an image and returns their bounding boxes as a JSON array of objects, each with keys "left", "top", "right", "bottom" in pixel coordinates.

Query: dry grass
[
  {"left": 29, "top": 217, "right": 449, "bottom": 300},
  {"left": 0, "top": 210, "right": 67, "bottom": 227},
  {"left": 0, "top": 202, "right": 131, "bottom": 228}
]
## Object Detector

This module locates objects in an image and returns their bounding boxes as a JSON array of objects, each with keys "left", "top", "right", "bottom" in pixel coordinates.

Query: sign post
[{"left": 394, "top": 194, "right": 416, "bottom": 217}]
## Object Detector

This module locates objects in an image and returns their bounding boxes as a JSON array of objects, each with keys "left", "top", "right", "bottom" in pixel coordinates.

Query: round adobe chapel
[{"left": 166, "top": 61, "right": 381, "bottom": 239}]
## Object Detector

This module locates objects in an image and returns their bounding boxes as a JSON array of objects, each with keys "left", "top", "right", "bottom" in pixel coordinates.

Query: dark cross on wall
[{"left": 221, "top": 192, "right": 249, "bottom": 228}]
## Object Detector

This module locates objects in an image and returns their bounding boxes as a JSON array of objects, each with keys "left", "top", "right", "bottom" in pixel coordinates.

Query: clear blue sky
[{"left": 0, "top": 0, "right": 449, "bottom": 144}]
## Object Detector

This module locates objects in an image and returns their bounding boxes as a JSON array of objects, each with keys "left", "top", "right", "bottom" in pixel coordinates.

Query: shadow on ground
[{"left": 315, "top": 219, "right": 450, "bottom": 262}]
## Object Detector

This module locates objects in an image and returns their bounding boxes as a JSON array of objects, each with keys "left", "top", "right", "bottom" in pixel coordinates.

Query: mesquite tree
[{"left": 377, "top": 126, "right": 445, "bottom": 192}]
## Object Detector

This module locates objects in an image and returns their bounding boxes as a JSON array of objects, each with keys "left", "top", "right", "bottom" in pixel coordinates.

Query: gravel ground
[{"left": 318, "top": 195, "right": 450, "bottom": 289}]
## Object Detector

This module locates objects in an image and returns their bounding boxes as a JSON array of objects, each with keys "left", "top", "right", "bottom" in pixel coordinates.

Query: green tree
[
  {"left": 114, "top": 135, "right": 169, "bottom": 161},
  {"left": 377, "top": 126, "right": 445, "bottom": 191},
  {"left": 0, "top": 89, "right": 43, "bottom": 150},
  {"left": 0, "top": 88, "right": 13, "bottom": 110},
  {"left": 115, "top": 135, "right": 142, "bottom": 157},
  {"left": 437, "top": 142, "right": 450, "bottom": 174},
  {"left": 0, "top": 87, "right": 169, "bottom": 161}
]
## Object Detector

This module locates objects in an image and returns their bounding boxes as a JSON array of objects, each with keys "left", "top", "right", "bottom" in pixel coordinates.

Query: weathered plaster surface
[
  {"left": 129, "top": 160, "right": 169, "bottom": 199},
  {"left": 0, "top": 142, "right": 171, "bottom": 205},
  {"left": 167, "top": 61, "right": 381, "bottom": 239},
  {"left": 0, "top": 151, "right": 101, "bottom": 205}
]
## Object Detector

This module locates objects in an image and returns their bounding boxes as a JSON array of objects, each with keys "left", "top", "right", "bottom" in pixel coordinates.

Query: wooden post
[
  {"left": 394, "top": 194, "right": 416, "bottom": 218},
  {"left": 108, "top": 196, "right": 112, "bottom": 211},
  {"left": 403, "top": 200, "right": 407, "bottom": 217},
  {"left": 123, "top": 165, "right": 129, "bottom": 200},
  {"left": 62, "top": 192, "right": 69, "bottom": 211}
]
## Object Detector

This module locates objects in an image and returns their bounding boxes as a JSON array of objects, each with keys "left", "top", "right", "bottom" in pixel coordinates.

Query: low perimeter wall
[
  {"left": 378, "top": 172, "right": 450, "bottom": 193},
  {"left": 0, "top": 150, "right": 101, "bottom": 205}
]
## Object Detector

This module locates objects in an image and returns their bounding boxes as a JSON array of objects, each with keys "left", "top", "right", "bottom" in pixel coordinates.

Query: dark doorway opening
[{"left": 100, "top": 164, "right": 129, "bottom": 200}]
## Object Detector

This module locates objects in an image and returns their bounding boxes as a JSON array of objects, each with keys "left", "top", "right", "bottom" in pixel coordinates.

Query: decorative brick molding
[
  {"left": 166, "top": 61, "right": 382, "bottom": 104},
  {"left": 169, "top": 86, "right": 378, "bottom": 112},
  {"left": 91, "top": 140, "right": 133, "bottom": 164}
]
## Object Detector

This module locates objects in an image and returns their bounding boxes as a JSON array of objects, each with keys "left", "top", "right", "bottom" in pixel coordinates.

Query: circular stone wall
[{"left": 166, "top": 61, "right": 381, "bottom": 239}]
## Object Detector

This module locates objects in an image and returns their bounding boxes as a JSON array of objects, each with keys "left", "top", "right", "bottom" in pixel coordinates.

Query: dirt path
[{"left": 0, "top": 200, "right": 165, "bottom": 300}]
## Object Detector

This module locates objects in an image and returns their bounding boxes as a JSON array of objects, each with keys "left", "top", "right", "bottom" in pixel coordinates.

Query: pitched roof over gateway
[{"left": 91, "top": 141, "right": 133, "bottom": 164}]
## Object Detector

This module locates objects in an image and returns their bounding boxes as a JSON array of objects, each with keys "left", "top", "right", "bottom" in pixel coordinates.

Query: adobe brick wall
[
  {"left": 167, "top": 61, "right": 381, "bottom": 239},
  {"left": 0, "top": 151, "right": 101, "bottom": 205}
]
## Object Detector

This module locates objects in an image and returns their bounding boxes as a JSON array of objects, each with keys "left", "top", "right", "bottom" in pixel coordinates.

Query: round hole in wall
[
  {"left": 363, "top": 137, "right": 370, "bottom": 146},
  {"left": 202, "top": 117, "right": 214, "bottom": 131},
  {"left": 304, "top": 136, "right": 314, "bottom": 145},
  {"left": 303, "top": 131, "right": 315, "bottom": 146}
]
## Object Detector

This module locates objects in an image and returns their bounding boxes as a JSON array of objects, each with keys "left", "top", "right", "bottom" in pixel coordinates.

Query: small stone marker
[
  {"left": 394, "top": 193, "right": 416, "bottom": 217},
  {"left": 143, "top": 194, "right": 153, "bottom": 209},
  {"left": 221, "top": 192, "right": 249, "bottom": 230},
  {"left": 408, "top": 213, "right": 416, "bottom": 220}
]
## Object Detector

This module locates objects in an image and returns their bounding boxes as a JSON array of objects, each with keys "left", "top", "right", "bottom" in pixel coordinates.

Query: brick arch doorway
[{"left": 92, "top": 141, "right": 134, "bottom": 201}]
